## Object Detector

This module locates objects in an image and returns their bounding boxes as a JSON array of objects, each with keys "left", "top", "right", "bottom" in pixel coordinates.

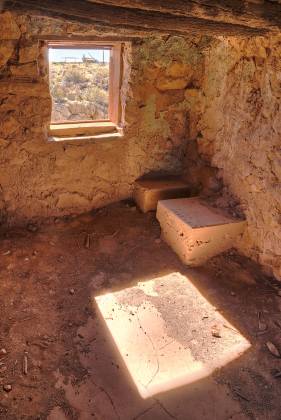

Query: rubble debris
[
  {"left": 274, "top": 320, "right": 281, "bottom": 330},
  {"left": 234, "top": 389, "right": 250, "bottom": 402},
  {"left": 23, "top": 353, "right": 28, "bottom": 375},
  {"left": 258, "top": 312, "right": 267, "bottom": 332},
  {"left": 27, "top": 224, "right": 38, "bottom": 233},
  {"left": 3, "top": 384, "right": 12, "bottom": 392},
  {"left": 211, "top": 325, "right": 221, "bottom": 338},
  {"left": 3, "top": 250, "right": 11, "bottom": 256},
  {"left": 271, "top": 369, "right": 281, "bottom": 378},
  {"left": 84, "top": 233, "right": 91, "bottom": 249},
  {"left": 266, "top": 341, "right": 280, "bottom": 358}
]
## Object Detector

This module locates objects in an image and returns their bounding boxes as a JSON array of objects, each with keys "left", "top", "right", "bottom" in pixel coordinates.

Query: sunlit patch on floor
[{"left": 95, "top": 272, "right": 251, "bottom": 399}]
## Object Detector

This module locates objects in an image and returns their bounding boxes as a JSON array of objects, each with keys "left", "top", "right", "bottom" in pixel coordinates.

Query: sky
[{"left": 49, "top": 48, "right": 110, "bottom": 63}]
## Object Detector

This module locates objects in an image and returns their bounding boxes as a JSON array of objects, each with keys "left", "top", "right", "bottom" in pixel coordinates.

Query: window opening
[{"left": 49, "top": 46, "right": 111, "bottom": 123}]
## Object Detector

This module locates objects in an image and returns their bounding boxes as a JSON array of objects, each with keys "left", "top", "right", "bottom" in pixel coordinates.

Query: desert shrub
[
  {"left": 63, "top": 67, "right": 89, "bottom": 84},
  {"left": 50, "top": 61, "right": 110, "bottom": 120},
  {"left": 50, "top": 84, "right": 66, "bottom": 103},
  {"left": 84, "top": 86, "right": 108, "bottom": 118}
]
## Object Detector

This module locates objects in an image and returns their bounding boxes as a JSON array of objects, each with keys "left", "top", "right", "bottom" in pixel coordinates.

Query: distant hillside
[{"left": 49, "top": 61, "right": 109, "bottom": 122}]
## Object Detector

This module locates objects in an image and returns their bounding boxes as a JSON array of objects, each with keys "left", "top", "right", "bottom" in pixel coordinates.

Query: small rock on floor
[
  {"left": 27, "top": 224, "right": 38, "bottom": 233},
  {"left": 3, "top": 384, "right": 12, "bottom": 392}
]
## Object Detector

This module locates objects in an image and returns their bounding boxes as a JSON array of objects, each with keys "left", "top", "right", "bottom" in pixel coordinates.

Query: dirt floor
[{"left": 1, "top": 202, "right": 281, "bottom": 420}]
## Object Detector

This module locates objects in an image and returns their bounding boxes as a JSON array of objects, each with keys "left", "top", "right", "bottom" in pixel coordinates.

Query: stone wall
[
  {"left": 1, "top": 10, "right": 280, "bottom": 281},
  {"left": 189, "top": 35, "right": 281, "bottom": 281},
  {"left": 0, "top": 11, "right": 204, "bottom": 225}
]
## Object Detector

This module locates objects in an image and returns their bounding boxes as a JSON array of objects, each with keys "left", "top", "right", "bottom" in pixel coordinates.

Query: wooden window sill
[
  {"left": 48, "top": 130, "right": 123, "bottom": 144},
  {"left": 49, "top": 121, "right": 118, "bottom": 137}
]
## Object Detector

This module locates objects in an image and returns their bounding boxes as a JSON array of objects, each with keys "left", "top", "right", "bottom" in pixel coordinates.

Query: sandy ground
[{"left": 0, "top": 202, "right": 281, "bottom": 419}]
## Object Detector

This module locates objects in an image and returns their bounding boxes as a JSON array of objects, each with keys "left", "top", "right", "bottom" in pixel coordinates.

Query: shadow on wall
[{"left": 183, "top": 139, "right": 222, "bottom": 197}]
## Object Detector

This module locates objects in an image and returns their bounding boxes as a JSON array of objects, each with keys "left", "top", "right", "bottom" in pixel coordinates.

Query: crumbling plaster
[{"left": 0, "top": 11, "right": 204, "bottom": 224}]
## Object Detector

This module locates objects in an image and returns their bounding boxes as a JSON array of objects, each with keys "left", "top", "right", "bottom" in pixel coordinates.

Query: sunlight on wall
[{"left": 95, "top": 272, "right": 251, "bottom": 399}]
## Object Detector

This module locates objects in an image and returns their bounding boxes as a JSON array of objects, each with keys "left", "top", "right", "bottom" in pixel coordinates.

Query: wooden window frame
[{"left": 47, "top": 40, "right": 123, "bottom": 138}]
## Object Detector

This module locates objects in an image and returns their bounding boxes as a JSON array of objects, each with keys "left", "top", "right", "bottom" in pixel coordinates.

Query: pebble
[
  {"left": 211, "top": 325, "right": 221, "bottom": 338},
  {"left": 166, "top": 139, "right": 173, "bottom": 149},
  {"left": 0, "top": 348, "right": 7, "bottom": 355},
  {"left": 69, "top": 288, "right": 75, "bottom": 295},
  {"left": 155, "top": 238, "right": 161, "bottom": 244},
  {"left": 2, "top": 250, "right": 11, "bottom": 256},
  {"left": 3, "top": 384, "right": 12, "bottom": 392},
  {"left": 27, "top": 223, "right": 38, "bottom": 233}
]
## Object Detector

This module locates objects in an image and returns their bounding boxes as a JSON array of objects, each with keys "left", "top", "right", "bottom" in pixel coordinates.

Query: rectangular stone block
[
  {"left": 133, "top": 178, "right": 189, "bottom": 213},
  {"left": 157, "top": 197, "right": 246, "bottom": 266}
]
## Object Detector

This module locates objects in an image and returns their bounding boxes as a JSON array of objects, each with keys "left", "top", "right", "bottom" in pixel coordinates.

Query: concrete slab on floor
[{"left": 95, "top": 272, "right": 250, "bottom": 399}]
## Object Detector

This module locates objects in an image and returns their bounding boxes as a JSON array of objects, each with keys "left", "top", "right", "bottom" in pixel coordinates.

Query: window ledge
[
  {"left": 48, "top": 130, "right": 123, "bottom": 143},
  {"left": 49, "top": 121, "right": 118, "bottom": 138}
]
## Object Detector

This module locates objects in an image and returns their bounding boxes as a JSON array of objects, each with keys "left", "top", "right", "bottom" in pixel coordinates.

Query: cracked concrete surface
[
  {"left": 52, "top": 308, "right": 247, "bottom": 420},
  {"left": 95, "top": 273, "right": 250, "bottom": 399}
]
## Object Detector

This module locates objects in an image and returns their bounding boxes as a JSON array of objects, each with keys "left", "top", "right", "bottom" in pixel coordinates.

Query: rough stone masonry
[
  {"left": 0, "top": 11, "right": 203, "bottom": 223},
  {"left": 0, "top": 10, "right": 280, "bottom": 281}
]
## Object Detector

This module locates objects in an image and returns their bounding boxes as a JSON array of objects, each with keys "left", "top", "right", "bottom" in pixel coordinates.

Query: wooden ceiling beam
[
  {"left": 87, "top": 0, "right": 281, "bottom": 31},
  {"left": 3, "top": 0, "right": 269, "bottom": 37}
]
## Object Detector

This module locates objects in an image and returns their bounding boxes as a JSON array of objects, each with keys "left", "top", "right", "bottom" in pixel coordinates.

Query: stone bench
[
  {"left": 133, "top": 177, "right": 189, "bottom": 213},
  {"left": 157, "top": 197, "right": 246, "bottom": 266}
]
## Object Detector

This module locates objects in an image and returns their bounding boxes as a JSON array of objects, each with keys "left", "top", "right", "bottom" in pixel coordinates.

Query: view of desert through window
[{"left": 49, "top": 48, "right": 110, "bottom": 122}]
